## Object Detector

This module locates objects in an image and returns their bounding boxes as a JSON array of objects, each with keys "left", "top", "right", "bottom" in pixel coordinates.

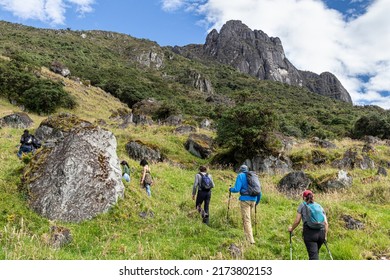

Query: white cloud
[
  {"left": 161, "top": 0, "right": 185, "bottom": 11},
  {"left": 162, "top": 0, "right": 390, "bottom": 109},
  {"left": 0, "top": 0, "right": 95, "bottom": 25}
]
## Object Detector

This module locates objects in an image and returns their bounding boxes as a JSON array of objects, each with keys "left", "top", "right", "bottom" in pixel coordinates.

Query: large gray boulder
[
  {"left": 332, "top": 148, "right": 375, "bottom": 170},
  {"left": 317, "top": 170, "right": 353, "bottom": 192},
  {"left": 277, "top": 171, "right": 312, "bottom": 196},
  {"left": 23, "top": 114, "right": 124, "bottom": 222},
  {"left": 0, "top": 112, "right": 33, "bottom": 129},
  {"left": 125, "top": 140, "right": 164, "bottom": 163},
  {"left": 244, "top": 155, "right": 292, "bottom": 175},
  {"left": 185, "top": 133, "right": 214, "bottom": 159}
]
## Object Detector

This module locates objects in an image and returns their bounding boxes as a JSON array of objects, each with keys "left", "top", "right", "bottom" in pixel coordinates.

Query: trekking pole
[
  {"left": 227, "top": 188, "right": 232, "bottom": 221},
  {"left": 289, "top": 231, "right": 293, "bottom": 260},
  {"left": 324, "top": 240, "right": 333, "bottom": 260}
]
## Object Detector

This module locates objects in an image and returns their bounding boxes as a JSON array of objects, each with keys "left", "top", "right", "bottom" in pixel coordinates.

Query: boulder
[
  {"left": 377, "top": 167, "right": 388, "bottom": 176},
  {"left": 342, "top": 215, "right": 365, "bottom": 230},
  {"left": 175, "top": 125, "right": 197, "bottom": 134},
  {"left": 332, "top": 148, "right": 375, "bottom": 170},
  {"left": 185, "top": 133, "right": 214, "bottom": 159},
  {"left": 0, "top": 112, "right": 33, "bottom": 129},
  {"left": 200, "top": 119, "right": 213, "bottom": 129},
  {"left": 277, "top": 171, "right": 312, "bottom": 196},
  {"left": 312, "top": 137, "right": 337, "bottom": 149},
  {"left": 244, "top": 155, "right": 292, "bottom": 175},
  {"left": 49, "top": 226, "right": 72, "bottom": 249},
  {"left": 312, "top": 150, "right": 327, "bottom": 165},
  {"left": 23, "top": 114, "right": 124, "bottom": 222},
  {"left": 164, "top": 115, "right": 182, "bottom": 126},
  {"left": 125, "top": 140, "right": 164, "bottom": 163},
  {"left": 50, "top": 61, "right": 71, "bottom": 77},
  {"left": 317, "top": 170, "right": 353, "bottom": 192}
]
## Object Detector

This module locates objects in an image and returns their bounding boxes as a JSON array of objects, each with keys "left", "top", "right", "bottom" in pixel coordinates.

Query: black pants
[
  {"left": 303, "top": 226, "right": 326, "bottom": 260},
  {"left": 195, "top": 190, "right": 211, "bottom": 224}
]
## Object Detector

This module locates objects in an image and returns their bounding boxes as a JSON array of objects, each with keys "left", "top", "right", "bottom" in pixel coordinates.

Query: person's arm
[
  {"left": 192, "top": 174, "right": 200, "bottom": 199},
  {"left": 229, "top": 174, "right": 243, "bottom": 193},
  {"left": 288, "top": 213, "right": 302, "bottom": 233},
  {"left": 140, "top": 166, "right": 147, "bottom": 184}
]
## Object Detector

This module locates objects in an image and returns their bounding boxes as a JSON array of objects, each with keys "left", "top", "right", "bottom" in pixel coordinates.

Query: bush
[
  {"left": 353, "top": 113, "right": 390, "bottom": 139},
  {"left": 21, "top": 80, "right": 76, "bottom": 114}
]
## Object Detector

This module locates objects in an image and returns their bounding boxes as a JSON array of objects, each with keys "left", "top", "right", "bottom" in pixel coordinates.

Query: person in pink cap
[{"left": 288, "top": 190, "right": 328, "bottom": 260}]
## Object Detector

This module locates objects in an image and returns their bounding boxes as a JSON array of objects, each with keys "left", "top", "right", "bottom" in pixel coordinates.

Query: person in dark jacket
[
  {"left": 229, "top": 165, "right": 261, "bottom": 244},
  {"left": 17, "top": 129, "right": 34, "bottom": 158},
  {"left": 288, "top": 190, "right": 329, "bottom": 260},
  {"left": 192, "top": 165, "right": 215, "bottom": 224}
]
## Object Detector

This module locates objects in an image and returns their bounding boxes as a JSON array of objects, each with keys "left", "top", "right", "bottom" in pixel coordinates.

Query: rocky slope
[{"left": 173, "top": 20, "right": 352, "bottom": 103}]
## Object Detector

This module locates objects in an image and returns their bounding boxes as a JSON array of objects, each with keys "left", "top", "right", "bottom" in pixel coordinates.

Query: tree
[{"left": 216, "top": 104, "right": 281, "bottom": 160}]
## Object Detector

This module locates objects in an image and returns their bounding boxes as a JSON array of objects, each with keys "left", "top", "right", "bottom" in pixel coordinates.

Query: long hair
[
  {"left": 140, "top": 159, "right": 148, "bottom": 166},
  {"left": 121, "top": 160, "right": 129, "bottom": 168}
]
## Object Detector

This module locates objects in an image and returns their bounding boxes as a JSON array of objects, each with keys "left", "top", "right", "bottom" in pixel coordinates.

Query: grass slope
[{"left": 1, "top": 72, "right": 389, "bottom": 260}]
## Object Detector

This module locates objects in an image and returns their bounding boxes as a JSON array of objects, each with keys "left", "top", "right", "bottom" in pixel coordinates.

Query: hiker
[
  {"left": 229, "top": 165, "right": 261, "bottom": 244},
  {"left": 192, "top": 165, "right": 215, "bottom": 224},
  {"left": 288, "top": 189, "right": 328, "bottom": 260},
  {"left": 17, "top": 129, "right": 34, "bottom": 158},
  {"left": 120, "top": 160, "right": 130, "bottom": 182},
  {"left": 140, "top": 159, "right": 153, "bottom": 196}
]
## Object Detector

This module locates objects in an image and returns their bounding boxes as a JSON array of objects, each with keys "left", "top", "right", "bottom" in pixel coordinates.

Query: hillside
[
  {"left": 1, "top": 65, "right": 390, "bottom": 260},
  {"left": 0, "top": 20, "right": 389, "bottom": 140}
]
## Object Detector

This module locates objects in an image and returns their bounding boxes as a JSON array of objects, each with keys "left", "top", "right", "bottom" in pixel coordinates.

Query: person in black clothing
[
  {"left": 192, "top": 166, "right": 215, "bottom": 224},
  {"left": 17, "top": 129, "right": 34, "bottom": 158},
  {"left": 288, "top": 190, "right": 329, "bottom": 260}
]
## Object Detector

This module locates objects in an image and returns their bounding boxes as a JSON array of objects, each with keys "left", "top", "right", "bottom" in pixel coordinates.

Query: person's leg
[
  {"left": 303, "top": 228, "right": 320, "bottom": 260},
  {"left": 202, "top": 191, "right": 211, "bottom": 224},
  {"left": 240, "top": 201, "right": 255, "bottom": 244},
  {"left": 145, "top": 184, "right": 151, "bottom": 196}
]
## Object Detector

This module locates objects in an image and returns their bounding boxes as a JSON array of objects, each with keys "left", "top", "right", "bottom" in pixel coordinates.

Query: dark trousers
[
  {"left": 195, "top": 190, "right": 211, "bottom": 224},
  {"left": 303, "top": 226, "right": 326, "bottom": 260}
]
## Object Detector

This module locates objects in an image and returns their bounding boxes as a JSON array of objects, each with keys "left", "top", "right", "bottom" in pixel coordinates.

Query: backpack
[
  {"left": 199, "top": 173, "right": 213, "bottom": 191},
  {"left": 241, "top": 171, "right": 262, "bottom": 196},
  {"left": 31, "top": 136, "right": 41, "bottom": 149},
  {"left": 144, "top": 172, "right": 153, "bottom": 185},
  {"left": 303, "top": 202, "right": 326, "bottom": 229}
]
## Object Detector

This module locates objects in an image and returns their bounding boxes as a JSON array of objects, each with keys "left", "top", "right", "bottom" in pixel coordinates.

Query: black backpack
[
  {"left": 31, "top": 136, "right": 41, "bottom": 149},
  {"left": 199, "top": 173, "right": 213, "bottom": 191},
  {"left": 240, "top": 171, "right": 262, "bottom": 196}
]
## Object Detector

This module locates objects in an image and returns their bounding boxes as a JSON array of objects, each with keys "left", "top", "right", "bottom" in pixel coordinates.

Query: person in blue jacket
[{"left": 229, "top": 164, "right": 261, "bottom": 244}]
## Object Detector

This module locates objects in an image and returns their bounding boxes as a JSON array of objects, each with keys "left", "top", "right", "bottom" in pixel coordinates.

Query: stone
[
  {"left": 377, "top": 167, "right": 387, "bottom": 176},
  {"left": 277, "top": 171, "right": 312, "bottom": 196},
  {"left": 125, "top": 140, "right": 164, "bottom": 163},
  {"left": 0, "top": 112, "right": 33, "bottom": 129},
  {"left": 50, "top": 61, "right": 71, "bottom": 77},
  {"left": 23, "top": 114, "right": 124, "bottom": 222},
  {"left": 175, "top": 125, "right": 197, "bottom": 134},
  {"left": 185, "top": 133, "right": 214, "bottom": 159},
  {"left": 244, "top": 155, "right": 292, "bottom": 175},
  {"left": 50, "top": 226, "right": 72, "bottom": 249},
  {"left": 317, "top": 170, "right": 353, "bottom": 192},
  {"left": 342, "top": 215, "right": 364, "bottom": 230}
]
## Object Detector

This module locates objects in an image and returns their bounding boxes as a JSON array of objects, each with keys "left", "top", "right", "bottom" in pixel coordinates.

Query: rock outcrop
[
  {"left": 125, "top": 140, "right": 164, "bottom": 163},
  {"left": 173, "top": 20, "right": 352, "bottom": 103},
  {"left": 0, "top": 112, "right": 33, "bottom": 129},
  {"left": 23, "top": 113, "right": 124, "bottom": 222},
  {"left": 185, "top": 133, "right": 214, "bottom": 159},
  {"left": 277, "top": 171, "right": 312, "bottom": 196}
]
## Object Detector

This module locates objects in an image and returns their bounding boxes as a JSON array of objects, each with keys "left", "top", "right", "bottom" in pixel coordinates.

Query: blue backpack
[
  {"left": 199, "top": 173, "right": 213, "bottom": 191},
  {"left": 304, "top": 202, "right": 326, "bottom": 229}
]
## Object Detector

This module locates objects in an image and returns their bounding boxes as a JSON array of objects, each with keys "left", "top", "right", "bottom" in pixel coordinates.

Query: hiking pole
[
  {"left": 227, "top": 188, "right": 232, "bottom": 221},
  {"left": 289, "top": 231, "right": 293, "bottom": 260},
  {"left": 324, "top": 240, "right": 333, "bottom": 260}
]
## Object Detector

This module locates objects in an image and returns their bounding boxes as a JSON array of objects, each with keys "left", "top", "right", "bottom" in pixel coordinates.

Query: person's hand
[{"left": 288, "top": 226, "right": 293, "bottom": 232}]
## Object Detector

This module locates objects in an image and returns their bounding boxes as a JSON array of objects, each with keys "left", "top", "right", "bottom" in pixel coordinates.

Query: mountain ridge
[{"left": 173, "top": 20, "right": 352, "bottom": 103}]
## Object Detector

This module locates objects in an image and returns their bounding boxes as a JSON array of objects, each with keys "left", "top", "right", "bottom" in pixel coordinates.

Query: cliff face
[{"left": 174, "top": 20, "right": 352, "bottom": 103}]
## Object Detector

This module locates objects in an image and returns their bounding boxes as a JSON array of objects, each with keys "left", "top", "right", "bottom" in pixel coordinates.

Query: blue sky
[{"left": 0, "top": 0, "right": 389, "bottom": 109}]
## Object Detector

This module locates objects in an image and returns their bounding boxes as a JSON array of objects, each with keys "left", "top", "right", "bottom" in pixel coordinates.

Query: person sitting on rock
[{"left": 17, "top": 129, "right": 34, "bottom": 158}]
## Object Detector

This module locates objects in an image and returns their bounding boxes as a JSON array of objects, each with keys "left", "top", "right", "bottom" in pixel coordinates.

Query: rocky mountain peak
[{"left": 175, "top": 20, "right": 352, "bottom": 104}]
